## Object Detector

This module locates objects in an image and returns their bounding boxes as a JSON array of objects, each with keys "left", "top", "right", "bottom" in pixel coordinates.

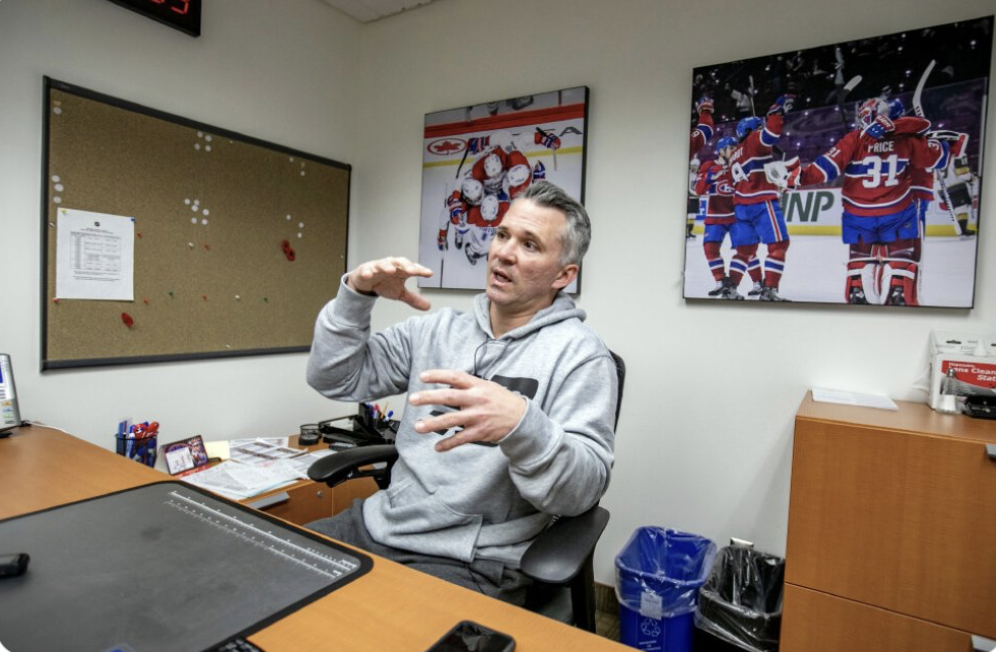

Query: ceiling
[{"left": 320, "top": 0, "right": 438, "bottom": 23}]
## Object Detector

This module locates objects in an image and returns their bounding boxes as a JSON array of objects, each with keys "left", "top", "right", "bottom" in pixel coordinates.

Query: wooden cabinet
[
  {"left": 782, "top": 393, "right": 996, "bottom": 650},
  {"left": 241, "top": 436, "right": 378, "bottom": 526},
  {"left": 249, "top": 476, "right": 377, "bottom": 525}
]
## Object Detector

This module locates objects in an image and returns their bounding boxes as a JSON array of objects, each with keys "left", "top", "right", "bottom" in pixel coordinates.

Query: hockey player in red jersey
[
  {"left": 786, "top": 97, "right": 966, "bottom": 305},
  {"left": 689, "top": 96, "right": 715, "bottom": 159},
  {"left": 437, "top": 178, "right": 484, "bottom": 251},
  {"left": 695, "top": 136, "right": 763, "bottom": 299},
  {"left": 463, "top": 193, "right": 510, "bottom": 265},
  {"left": 727, "top": 95, "right": 794, "bottom": 301}
]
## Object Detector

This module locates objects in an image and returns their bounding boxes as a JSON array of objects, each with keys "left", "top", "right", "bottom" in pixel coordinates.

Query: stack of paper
[{"left": 181, "top": 438, "right": 335, "bottom": 501}]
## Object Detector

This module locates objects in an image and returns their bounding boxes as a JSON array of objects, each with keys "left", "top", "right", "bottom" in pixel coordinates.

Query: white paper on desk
[
  {"left": 55, "top": 208, "right": 134, "bottom": 300},
  {"left": 230, "top": 437, "right": 289, "bottom": 448},
  {"left": 277, "top": 449, "right": 336, "bottom": 479},
  {"left": 812, "top": 387, "right": 898, "bottom": 411},
  {"left": 230, "top": 439, "right": 304, "bottom": 466},
  {"left": 182, "top": 460, "right": 297, "bottom": 500}
]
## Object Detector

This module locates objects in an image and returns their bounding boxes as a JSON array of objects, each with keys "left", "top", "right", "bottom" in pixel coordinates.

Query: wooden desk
[{"left": 0, "top": 426, "right": 627, "bottom": 651}]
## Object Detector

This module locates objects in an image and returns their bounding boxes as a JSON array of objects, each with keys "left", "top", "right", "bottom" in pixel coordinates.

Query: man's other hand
[{"left": 409, "top": 370, "right": 527, "bottom": 451}]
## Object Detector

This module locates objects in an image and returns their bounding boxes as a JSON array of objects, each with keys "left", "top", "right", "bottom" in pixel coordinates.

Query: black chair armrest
[
  {"left": 519, "top": 506, "right": 610, "bottom": 585},
  {"left": 307, "top": 444, "right": 399, "bottom": 489}
]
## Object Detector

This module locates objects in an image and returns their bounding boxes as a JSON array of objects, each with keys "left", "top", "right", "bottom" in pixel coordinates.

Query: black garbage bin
[{"left": 693, "top": 546, "right": 784, "bottom": 652}]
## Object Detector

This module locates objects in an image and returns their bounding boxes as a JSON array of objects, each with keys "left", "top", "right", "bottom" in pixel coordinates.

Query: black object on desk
[
  {"left": 964, "top": 395, "right": 996, "bottom": 419},
  {"left": 0, "top": 481, "right": 372, "bottom": 652},
  {"left": 0, "top": 553, "right": 29, "bottom": 578},
  {"left": 318, "top": 410, "right": 398, "bottom": 447},
  {"left": 298, "top": 423, "right": 322, "bottom": 446}
]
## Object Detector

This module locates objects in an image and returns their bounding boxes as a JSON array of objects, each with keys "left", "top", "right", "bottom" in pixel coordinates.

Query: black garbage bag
[{"left": 694, "top": 546, "right": 784, "bottom": 652}]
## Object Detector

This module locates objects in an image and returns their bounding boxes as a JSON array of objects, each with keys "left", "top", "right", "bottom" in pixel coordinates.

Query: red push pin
[
  {"left": 281, "top": 239, "right": 296, "bottom": 261},
  {"left": 202, "top": 295, "right": 208, "bottom": 301},
  {"left": 121, "top": 312, "right": 134, "bottom": 328},
  {"left": 53, "top": 298, "right": 60, "bottom": 305}
]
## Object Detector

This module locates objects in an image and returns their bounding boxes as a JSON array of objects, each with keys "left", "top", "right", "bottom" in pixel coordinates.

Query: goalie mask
[{"left": 857, "top": 98, "right": 889, "bottom": 128}]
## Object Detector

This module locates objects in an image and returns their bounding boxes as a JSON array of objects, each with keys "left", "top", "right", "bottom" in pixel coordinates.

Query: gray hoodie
[{"left": 306, "top": 278, "right": 617, "bottom": 567}]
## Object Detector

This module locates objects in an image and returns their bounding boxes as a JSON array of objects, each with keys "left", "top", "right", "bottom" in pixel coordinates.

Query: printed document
[{"left": 55, "top": 208, "right": 134, "bottom": 300}]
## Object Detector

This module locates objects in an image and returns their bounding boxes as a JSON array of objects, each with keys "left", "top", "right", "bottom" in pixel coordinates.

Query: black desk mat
[{"left": 0, "top": 481, "right": 371, "bottom": 652}]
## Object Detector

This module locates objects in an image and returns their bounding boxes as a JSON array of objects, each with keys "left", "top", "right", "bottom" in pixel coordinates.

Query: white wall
[
  {"left": 0, "top": 0, "right": 362, "bottom": 441},
  {"left": 3, "top": 0, "right": 994, "bottom": 590},
  {"left": 348, "top": 0, "right": 996, "bottom": 585}
]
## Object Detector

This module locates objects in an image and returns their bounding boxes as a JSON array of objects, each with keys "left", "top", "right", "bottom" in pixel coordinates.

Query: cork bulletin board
[{"left": 41, "top": 77, "right": 350, "bottom": 370}]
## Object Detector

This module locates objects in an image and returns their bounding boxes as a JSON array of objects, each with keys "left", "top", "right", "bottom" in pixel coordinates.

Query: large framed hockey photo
[
  {"left": 683, "top": 17, "right": 992, "bottom": 308},
  {"left": 418, "top": 86, "right": 589, "bottom": 291}
]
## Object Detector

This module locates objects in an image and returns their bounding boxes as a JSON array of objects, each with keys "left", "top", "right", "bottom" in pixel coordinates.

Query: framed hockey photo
[
  {"left": 418, "top": 86, "right": 589, "bottom": 291},
  {"left": 683, "top": 16, "right": 992, "bottom": 307}
]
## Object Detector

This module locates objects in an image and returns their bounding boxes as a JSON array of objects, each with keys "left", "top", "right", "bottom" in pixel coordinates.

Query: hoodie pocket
[{"left": 383, "top": 476, "right": 481, "bottom": 535}]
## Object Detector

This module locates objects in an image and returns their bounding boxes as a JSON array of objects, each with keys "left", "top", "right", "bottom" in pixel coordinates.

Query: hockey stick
[
  {"left": 454, "top": 145, "right": 471, "bottom": 180},
  {"left": 913, "top": 60, "right": 963, "bottom": 236},
  {"left": 748, "top": 75, "right": 757, "bottom": 116},
  {"left": 836, "top": 75, "right": 862, "bottom": 131}
]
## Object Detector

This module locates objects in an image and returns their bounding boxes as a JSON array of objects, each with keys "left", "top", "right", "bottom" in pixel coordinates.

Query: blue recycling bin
[{"left": 615, "top": 527, "right": 717, "bottom": 652}]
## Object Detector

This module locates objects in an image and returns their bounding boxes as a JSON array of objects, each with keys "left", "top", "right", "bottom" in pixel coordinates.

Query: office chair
[{"left": 308, "top": 351, "right": 625, "bottom": 632}]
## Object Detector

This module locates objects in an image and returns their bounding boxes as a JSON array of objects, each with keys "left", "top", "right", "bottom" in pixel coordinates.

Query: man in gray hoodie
[{"left": 306, "top": 181, "right": 617, "bottom": 605}]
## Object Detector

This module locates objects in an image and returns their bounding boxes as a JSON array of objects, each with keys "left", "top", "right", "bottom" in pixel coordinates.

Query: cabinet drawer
[
  {"left": 257, "top": 482, "right": 334, "bottom": 525},
  {"left": 252, "top": 477, "right": 379, "bottom": 526},
  {"left": 781, "top": 584, "right": 979, "bottom": 652},
  {"left": 786, "top": 420, "right": 996, "bottom": 637}
]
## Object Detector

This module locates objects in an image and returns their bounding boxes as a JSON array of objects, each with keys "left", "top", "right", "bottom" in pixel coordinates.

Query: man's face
[{"left": 486, "top": 198, "right": 577, "bottom": 317}]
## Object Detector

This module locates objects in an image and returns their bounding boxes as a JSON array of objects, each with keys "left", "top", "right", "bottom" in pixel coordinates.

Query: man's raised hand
[{"left": 348, "top": 257, "right": 434, "bottom": 311}]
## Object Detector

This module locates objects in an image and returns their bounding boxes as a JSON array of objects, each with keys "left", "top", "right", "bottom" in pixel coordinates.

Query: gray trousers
[{"left": 307, "top": 499, "right": 531, "bottom": 606}]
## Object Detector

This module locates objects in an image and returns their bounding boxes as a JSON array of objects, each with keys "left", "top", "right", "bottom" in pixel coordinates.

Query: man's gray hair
[{"left": 518, "top": 180, "right": 591, "bottom": 267}]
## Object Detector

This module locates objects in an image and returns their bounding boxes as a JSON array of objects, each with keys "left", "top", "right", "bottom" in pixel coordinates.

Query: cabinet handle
[
  {"left": 973, "top": 635, "right": 996, "bottom": 651},
  {"left": 987, "top": 444, "right": 996, "bottom": 461}
]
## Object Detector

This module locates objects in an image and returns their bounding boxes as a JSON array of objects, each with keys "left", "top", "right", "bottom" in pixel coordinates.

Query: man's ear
[{"left": 552, "top": 263, "right": 579, "bottom": 290}]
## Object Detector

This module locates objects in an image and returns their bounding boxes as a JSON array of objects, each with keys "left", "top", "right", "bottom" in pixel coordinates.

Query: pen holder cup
[{"left": 115, "top": 434, "right": 158, "bottom": 468}]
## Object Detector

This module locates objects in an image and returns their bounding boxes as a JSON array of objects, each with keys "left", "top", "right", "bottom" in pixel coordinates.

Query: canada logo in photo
[{"left": 427, "top": 138, "right": 466, "bottom": 156}]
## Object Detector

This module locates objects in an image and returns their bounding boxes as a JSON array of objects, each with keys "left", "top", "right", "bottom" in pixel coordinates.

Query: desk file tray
[{"left": 0, "top": 481, "right": 372, "bottom": 652}]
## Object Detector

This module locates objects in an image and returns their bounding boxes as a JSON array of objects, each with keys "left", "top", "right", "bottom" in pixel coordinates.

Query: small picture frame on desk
[{"left": 162, "top": 435, "right": 210, "bottom": 476}]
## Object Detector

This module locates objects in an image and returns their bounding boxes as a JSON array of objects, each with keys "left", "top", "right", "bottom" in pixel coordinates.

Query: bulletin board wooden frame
[{"left": 41, "top": 77, "right": 350, "bottom": 370}]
